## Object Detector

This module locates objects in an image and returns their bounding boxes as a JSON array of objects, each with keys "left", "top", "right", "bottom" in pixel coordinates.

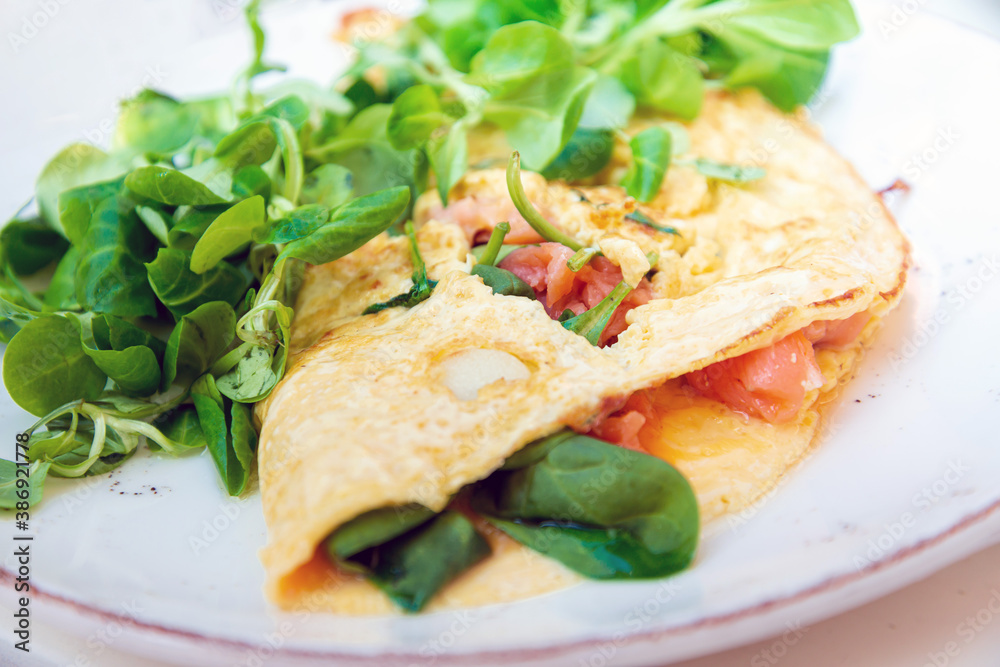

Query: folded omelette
[{"left": 254, "top": 90, "right": 909, "bottom": 613}]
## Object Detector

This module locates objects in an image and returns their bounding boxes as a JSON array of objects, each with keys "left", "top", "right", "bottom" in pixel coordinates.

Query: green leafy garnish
[
  {"left": 2, "top": 315, "right": 107, "bottom": 417},
  {"left": 685, "top": 157, "right": 766, "bottom": 183},
  {"left": 471, "top": 264, "right": 537, "bottom": 299},
  {"left": 326, "top": 509, "right": 491, "bottom": 612},
  {"left": 561, "top": 281, "right": 633, "bottom": 345},
  {"left": 363, "top": 221, "right": 436, "bottom": 314},
  {"left": 473, "top": 431, "right": 699, "bottom": 578},
  {"left": 191, "top": 374, "right": 257, "bottom": 495},
  {"left": 621, "top": 126, "right": 672, "bottom": 202},
  {"left": 625, "top": 209, "right": 679, "bottom": 235}
]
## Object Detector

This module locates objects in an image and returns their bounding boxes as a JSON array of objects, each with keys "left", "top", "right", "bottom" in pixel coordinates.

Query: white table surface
[{"left": 1, "top": 1, "right": 998, "bottom": 666}]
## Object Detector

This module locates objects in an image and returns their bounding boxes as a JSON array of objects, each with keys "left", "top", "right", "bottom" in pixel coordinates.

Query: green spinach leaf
[
  {"left": 2, "top": 315, "right": 108, "bottom": 416},
  {"left": 562, "top": 280, "right": 632, "bottom": 345},
  {"left": 146, "top": 247, "right": 248, "bottom": 319},
  {"left": 152, "top": 405, "right": 209, "bottom": 452},
  {"left": 35, "top": 144, "right": 129, "bottom": 235},
  {"left": 0, "top": 460, "right": 51, "bottom": 510},
  {"left": 326, "top": 504, "right": 438, "bottom": 561},
  {"left": 474, "top": 431, "right": 699, "bottom": 579},
  {"left": 125, "top": 165, "right": 230, "bottom": 206},
  {"left": 253, "top": 204, "right": 329, "bottom": 244},
  {"left": 190, "top": 196, "right": 266, "bottom": 274},
  {"left": 471, "top": 264, "right": 536, "bottom": 299},
  {"left": 113, "top": 89, "right": 200, "bottom": 157},
  {"left": 277, "top": 186, "right": 410, "bottom": 265},
  {"left": 191, "top": 374, "right": 257, "bottom": 495},
  {"left": 1, "top": 219, "right": 70, "bottom": 275},
  {"left": 300, "top": 164, "right": 353, "bottom": 208},
  {"left": 363, "top": 221, "right": 435, "bottom": 314},
  {"left": 74, "top": 194, "right": 159, "bottom": 318},
  {"left": 541, "top": 127, "right": 614, "bottom": 181},
  {"left": 330, "top": 510, "right": 491, "bottom": 612},
  {"left": 161, "top": 301, "right": 237, "bottom": 390},
  {"left": 621, "top": 126, "right": 672, "bottom": 202}
]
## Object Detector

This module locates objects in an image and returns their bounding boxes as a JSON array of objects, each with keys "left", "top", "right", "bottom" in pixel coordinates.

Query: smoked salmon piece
[
  {"left": 686, "top": 331, "right": 825, "bottom": 423},
  {"left": 499, "top": 243, "right": 653, "bottom": 346}
]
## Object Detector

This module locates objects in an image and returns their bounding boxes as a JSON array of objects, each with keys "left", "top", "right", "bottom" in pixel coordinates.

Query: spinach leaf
[
  {"left": 387, "top": 85, "right": 450, "bottom": 151},
  {"left": 710, "top": 27, "right": 830, "bottom": 112},
  {"left": 1, "top": 219, "right": 69, "bottom": 275},
  {"left": 166, "top": 205, "right": 229, "bottom": 250},
  {"left": 232, "top": 165, "right": 272, "bottom": 200},
  {"left": 161, "top": 301, "right": 237, "bottom": 390},
  {"left": 252, "top": 115, "right": 304, "bottom": 204},
  {"left": 541, "top": 127, "right": 614, "bottom": 182},
  {"left": 617, "top": 40, "right": 703, "bottom": 120},
  {"left": 190, "top": 196, "right": 266, "bottom": 274},
  {"left": 307, "top": 105, "right": 427, "bottom": 203},
  {"left": 0, "top": 295, "right": 40, "bottom": 343},
  {"left": 78, "top": 314, "right": 164, "bottom": 397},
  {"left": 52, "top": 429, "right": 134, "bottom": 476},
  {"left": 35, "top": 143, "right": 129, "bottom": 234},
  {"left": 578, "top": 74, "right": 635, "bottom": 131},
  {"left": 428, "top": 117, "right": 470, "bottom": 204},
  {"left": 214, "top": 266, "right": 295, "bottom": 403},
  {"left": 135, "top": 205, "right": 172, "bottom": 246},
  {"left": 300, "top": 164, "right": 353, "bottom": 208},
  {"left": 621, "top": 126, "right": 672, "bottom": 202},
  {"left": 213, "top": 121, "right": 279, "bottom": 171},
  {"left": 259, "top": 94, "right": 311, "bottom": 131},
  {"left": 113, "top": 89, "right": 200, "bottom": 157},
  {"left": 474, "top": 432, "right": 699, "bottom": 579},
  {"left": 0, "top": 460, "right": 51, "bottom": 510},
  {"left": 43, "top": 246, "right": 82, "bottom": 310},
  {"left": 253, "top": 204, "right": 329, "bottom": 244},
  {"left": 330, "top": 510, "right": 491, "bottom": 612},
  {"left": 475, "top": 23, "right": 596, "bottom": 169},
  {"left": 326, "top": 504, "right": 438, "bottom": 561},
  {"left": 92, "top": 314, "right": 166, "bottom": 360},
  {"left": 146, "top": 247, "right": 249, "bottom": 319},
  {"left": 125, "top": 165, "right": 230, "bottom": 206},
  {"left": 152, "top": 405, "right": 209, "bottom": 452},
  {"left": 717, "top": 0, "right": 860, "bottom": 51},
  {"left": 687, "top": 158, "right": 766, "bottom": 183},
  {"left": 471, "top": 264, "right": 536, "bottom": 299},
  {"left": 363, "top": 221, "right": 435, "bottom": 314},
  {"left": 562, "top": 280, "right": 632, "bottom": 345},
  {"left": 57, "top": 177, "right": 125, "bottom": 246},
  {"left": 2, "top": 315, "right": 108, "bottom": 416},
  {"left": 191, "top": 374, "right": 257, "bottom": 495},
  {"left": 277, "top": 186, "right": 410, "bottom": 265},
  {"left": 78, "top": 322, "right": 161, "bottom": 397},
  {"left": 74, "top": 194, "right": 159, "bottom": 318},
  {"left": 625, "top": 210, "right": 679, "bottom": 236},
  {"left": 215, "top": 345, "right": 278, "bottom": 403}
]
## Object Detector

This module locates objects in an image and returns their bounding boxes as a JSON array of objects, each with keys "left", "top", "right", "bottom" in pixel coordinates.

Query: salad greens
[
  {"left": 322, "top": 429, "right": 698, "bottom": 612},
  {"left": 0, "top": 0, "right": 856, "bottom": 603},
  {"left": 474, "top": 431, "right": 699, "bottom": 579}
]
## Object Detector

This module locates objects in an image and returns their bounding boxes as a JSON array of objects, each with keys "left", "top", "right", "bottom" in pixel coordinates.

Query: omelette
[{"left": 255, "top": 89, "right": 909, "bottom": 614}]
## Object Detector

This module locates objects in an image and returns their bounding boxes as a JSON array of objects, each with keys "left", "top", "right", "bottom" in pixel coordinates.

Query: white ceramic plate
[{"left": 2, "top": 3, "right": 999, "bottom": 666}]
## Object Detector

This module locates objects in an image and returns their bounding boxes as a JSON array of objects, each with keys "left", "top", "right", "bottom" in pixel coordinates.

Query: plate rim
[{"left": 5, "top": 497, "right": 998, "bottom": 664}]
